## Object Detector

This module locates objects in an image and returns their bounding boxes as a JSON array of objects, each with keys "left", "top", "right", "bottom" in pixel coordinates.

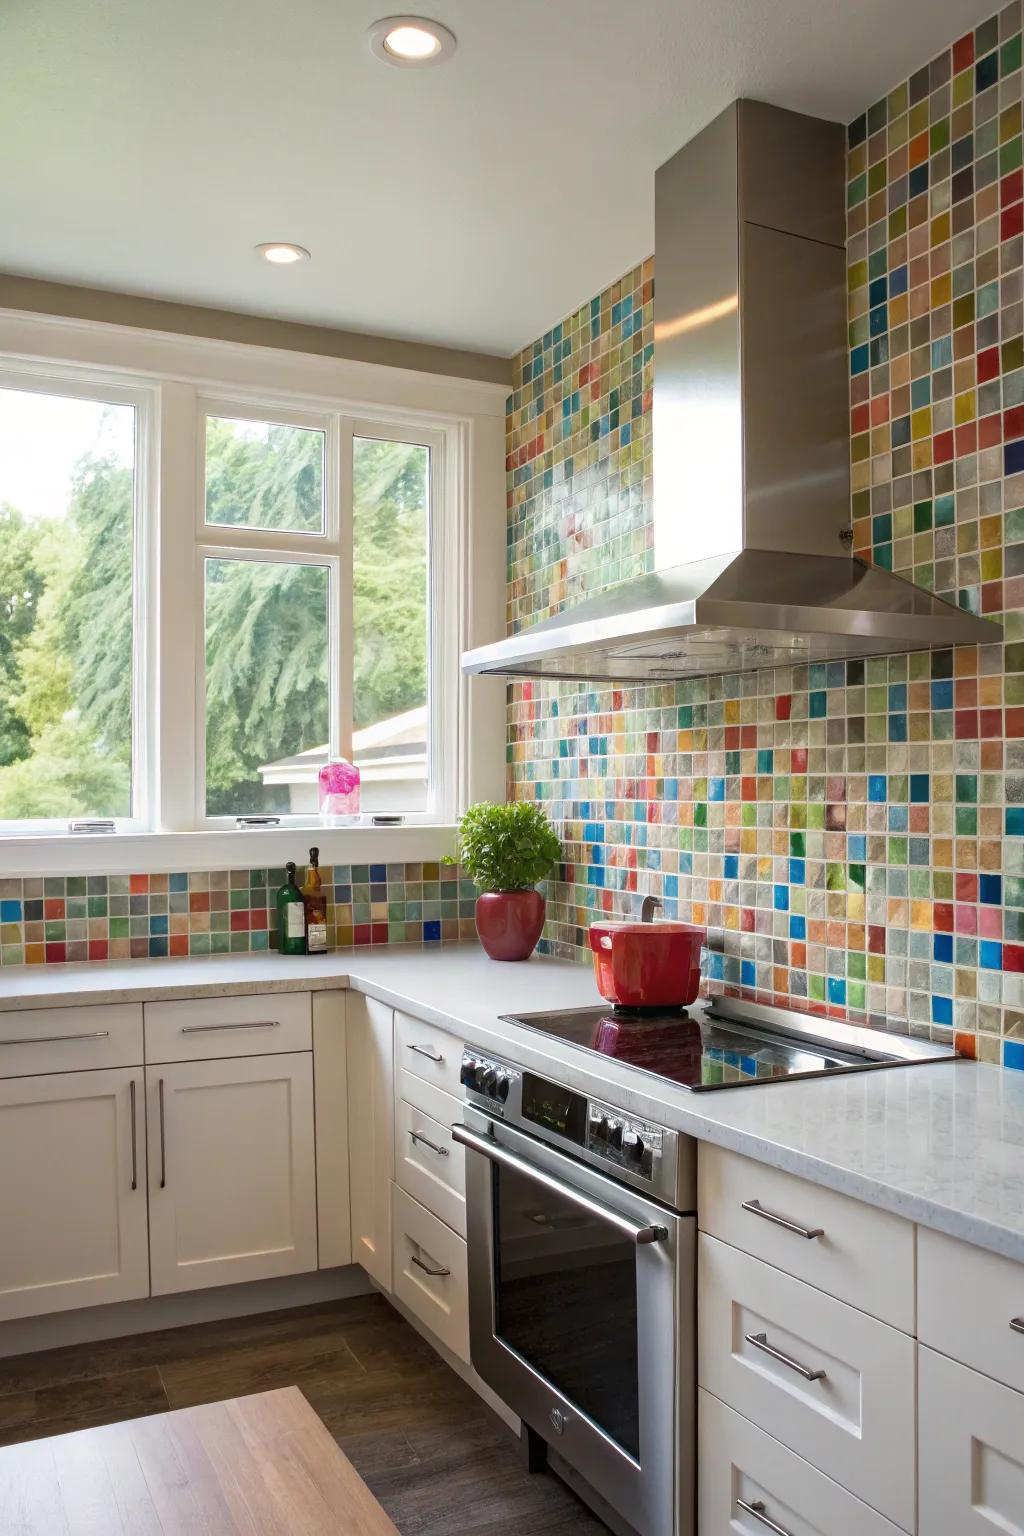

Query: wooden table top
[{"left": 0, "top": 1385, "right": 401, "bottom": 1534}]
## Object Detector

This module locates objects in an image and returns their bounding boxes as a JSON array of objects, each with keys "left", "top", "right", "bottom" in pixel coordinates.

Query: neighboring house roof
[{"left": 258, "top": 706, "right": 427, "bottom": 785}]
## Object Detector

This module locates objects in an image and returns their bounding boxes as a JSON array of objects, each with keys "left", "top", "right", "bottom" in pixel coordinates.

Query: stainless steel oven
[{"left": 453, "top": 1048, "right": 696, "bottom": 1536}]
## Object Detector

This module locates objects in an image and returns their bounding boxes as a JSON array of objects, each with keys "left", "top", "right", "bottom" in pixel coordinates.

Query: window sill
[{"left": 0, "top": 824, "right": 458, "bottom": 878}]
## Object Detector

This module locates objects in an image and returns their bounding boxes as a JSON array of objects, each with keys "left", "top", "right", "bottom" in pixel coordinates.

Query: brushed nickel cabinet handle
[
  {"left": 737, "top": 1498, "right": 792, "bottom": 1536},
  {"left": 158, "top": 1077, "right": 167, "bottom": 1189},
  {"left": 129, "top": 1078, "right": 138, "bottom": 1192},
  {"left": 409, "top": 1129, "right": 449, "bottom": 1157},
  {"left": 0, "top": 1031, "right": 110, "bottom": 1046},
  {"left": 745, "top": 1331, "right": 826, "bottom": 1382},
  {"left": 411, "top": 1254, "right": 450, "bottom": 1278},
  {"left": 181, "top": 1020, "right": 279, "bottom": 1034},
  {"left": 407, "top": 1042, "right": 444, "bottom": 1063},
  {"left": 741, "top": 1199, "right": 824, "bottom": 1240},
  {"left": 1011, "top": 1317, "right": 1024, "bottom": 1336}
]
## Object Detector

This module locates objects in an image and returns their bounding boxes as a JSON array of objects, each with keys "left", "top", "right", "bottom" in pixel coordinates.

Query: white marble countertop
[{"left": 3, "top": 944, "right": 1023, "bottom": 1263}]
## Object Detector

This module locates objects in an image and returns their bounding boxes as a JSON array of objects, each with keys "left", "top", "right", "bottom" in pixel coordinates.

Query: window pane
[
  {"left": 352, "top": 437, "right": 429, "bottom": 813},
  {"left": 204, "top": 416, "right": 325, "bottom": 534},
  {"left": 205, "top": 557, "right": 329, "bottom": 816},
  {"left": 0, "top": 386, "right": 135, "bottom": 822}
]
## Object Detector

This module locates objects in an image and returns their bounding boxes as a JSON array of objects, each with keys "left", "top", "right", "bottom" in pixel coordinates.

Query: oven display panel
[{"left": 521, "top": 1072, "right": 587, "bottom": 1145}]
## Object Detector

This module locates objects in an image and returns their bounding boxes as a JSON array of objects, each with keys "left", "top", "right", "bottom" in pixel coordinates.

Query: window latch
[
  {"left": 235, "top": 816, "right": 281, "bottom": 829},
  {"left": 69, "top": 819, "right": 116, "bottom": 834}
]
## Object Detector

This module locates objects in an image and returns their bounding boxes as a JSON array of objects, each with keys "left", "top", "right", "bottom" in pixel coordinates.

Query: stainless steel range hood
[{"left": 463, "top": 99, "right": 1001, "bottom": 684}]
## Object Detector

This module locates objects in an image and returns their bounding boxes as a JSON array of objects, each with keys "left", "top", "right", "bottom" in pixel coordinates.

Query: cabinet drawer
[
  {"left": 0, "top": 1004, "right": 142, "bottom": 1078},
  {"left": 698, "top": 1234, "right": 915, "bottom": 1530},
  {"left": 699, "top": 1144, "right": 914, "bottom": 1332},
  {"left": 919, "top": 1226, "right": 1024, "bottom": 1394},
  {"left": 394, "top": 1009, "right": 463, "bottom": 1098},
  {"left": 699, "top": 1391, "right": 906, "bottom": 1536},
  {"left": 144, "top": 992, "right": 311, "bottom": 1062},
  {"left": 395, "top": 1090, "right": 466, "bottom": 1238},
  {"left": 392, "top": 1184, "right": 469, "bottom": 1363},
  {"left": 919, "top": 1345, "right": 1024, "bottom": 1534}
]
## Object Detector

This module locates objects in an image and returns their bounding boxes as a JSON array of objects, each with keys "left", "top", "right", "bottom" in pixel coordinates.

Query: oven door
[{"left": 454, "top": 1109, "right": 693, "bottom": 1536}]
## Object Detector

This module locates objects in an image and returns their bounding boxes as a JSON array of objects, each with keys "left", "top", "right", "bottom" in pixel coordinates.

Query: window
[
  {"left": 196, "top": 406, "right": 439, "bottom": 825},
  {"left": 0, "top": 325, "right": 493, "bottom": 854},
  {"left": 0, "top": 379, "right": 142, "bottom": 829}
]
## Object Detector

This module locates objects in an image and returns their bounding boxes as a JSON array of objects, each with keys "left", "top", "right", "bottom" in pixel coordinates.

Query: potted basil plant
[{"left": 447, "top": 800, "right": 561, "bottom": 961}]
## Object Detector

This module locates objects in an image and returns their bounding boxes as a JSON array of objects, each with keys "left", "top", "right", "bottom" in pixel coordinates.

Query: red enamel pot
[{"left": 588, "top": 920, "right": 706, "bottom": 1008}]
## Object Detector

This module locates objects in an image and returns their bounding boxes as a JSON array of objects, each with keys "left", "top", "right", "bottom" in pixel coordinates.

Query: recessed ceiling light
[
  {"left": 367, "top": 15, "right": 456, "bottom": 66},
  {"left": 254, "top": 242, "right": 310, "bottom": 265}
]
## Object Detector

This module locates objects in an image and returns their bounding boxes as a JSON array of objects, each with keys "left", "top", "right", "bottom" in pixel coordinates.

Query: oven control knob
[
  {"left": 497, "top": 1073, "right": 511, "bottom": 1101},
  {"left": 483, "top": 1067, "right": 499, "bottom": 1095},
  {"left": 626, "top": 1133, "right": 646, "bottom": 1164},
  {"left": 593, "top": 1116, "right": 610, "bottom": 1142},
  {"left": 610, "top": 1122, "right": 625, "bottom": 1151},
  {"left": 460, "top": 1057, "right": 477, "bottom": 1088}
]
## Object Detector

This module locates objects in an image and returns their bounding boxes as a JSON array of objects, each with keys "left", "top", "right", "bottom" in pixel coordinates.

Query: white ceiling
[{"left": 1, "top": 0, "right": 992, "bottom": 357}]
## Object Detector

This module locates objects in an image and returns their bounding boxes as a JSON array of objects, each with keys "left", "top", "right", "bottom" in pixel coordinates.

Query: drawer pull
[
  {"left": 409, "top": 1129, "right": 449, "bottom": 1157},
  {"left": 741, "top": 1198, "right": 823, "bottom": 1240},
  {"left": 1011, "top": 1317, "right": 1024, "bottom": 1336},
  {"left": 745, "top": 1331, "right": 826, "bottom": 1383},
  {"left": 737, "top": 1498, "right": 792, "bottom": 1536},
  {"left": 158, "top": 1077, "right": 167, "bottom": 1189},
  {"left": 180, "top": 1020, "right": 279, "bottom": 1034},
  {"left": 407, "top": 1042, "right": 445, "bottom": 1063},
  {"left": 0, "top": 1030, "right": 110, "bottom": 1046},
  {"left": 411, "top": 1253, "right": 451, "bottom": 1278}
]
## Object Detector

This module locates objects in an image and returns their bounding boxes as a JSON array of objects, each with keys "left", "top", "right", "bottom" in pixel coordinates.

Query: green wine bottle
[{"left": 276, "top": 862, "right": 307, "bottom": 955}]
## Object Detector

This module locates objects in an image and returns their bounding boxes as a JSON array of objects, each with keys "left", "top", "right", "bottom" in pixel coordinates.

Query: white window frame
[{"left": 0, "top": 309, "right": 509, "bottom": 875}]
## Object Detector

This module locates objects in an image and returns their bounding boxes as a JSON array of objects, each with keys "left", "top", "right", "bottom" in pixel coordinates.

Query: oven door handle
[{"left": 452, "top": 1123, "right": 669, "bottom": 1246}]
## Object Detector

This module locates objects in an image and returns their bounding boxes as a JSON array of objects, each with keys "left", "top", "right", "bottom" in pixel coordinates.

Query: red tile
[
  {"left": 129, "top": 874, "right": 149, "bottom": 894},
  {"left": 43, "top": 898, "right": 65, "bottom": 921},
  {"left": 1006, "top": 707, "right": 1024, "bottom": 737},
  {"left": 87, "top": 940, "right": 109, "bottom": 962},
  {"left": 189, "top": 891, "right": 210, "bottom": 912},
  {"left": 1003, "top": 203, "right": 1024, "bottom": 242},
  {"left": 977, "top": 345, "right": 1001, "bottom": 382},
  {"left": 740, "top": 726, "right": 757, "bottom": 748},
  {"left": 933, "top": 429, "right": 955, "bottom": 463},
  {"left": 978, "top": 413, "right": 1002, "bottom": 449},
  {"left": 954, "top": 422, "right": 978, "bottom": 455},
  {"left": 775, "top": 695, "right": 792, "bottom": 720},
  {"left": 982, "top": 581, "right": 1003, "bottom": 614},
  {"left": 791, "top": 748, "right": 808, "bottom": 774},
  {"left": 230, "top": 910, "right": 250, "bottom": 932},
  {"left": 741, "top": 777, "right": 757, "bottom": 801},
  {"left": 1004, "top": 943, "right": 1024, "bottom": 973},
  {"left": 851, "top": 403, "right": 870, "bottom": 434},
  {"left": 933, "top": 903, "right": 955, "bottom": 932},
  {"left": 372, "top": 923, "right": 389, "bottom": 944},
  {"left": 955, "top": 709, "right": 979, "bottom": 739},
  {"left": 724, "top": 726, "right": 740, "bottom": 749},
  {"left": 354, "top": 924, "right": 372, "bottom": 945},
  {"left": 956, "top": 678, "right": 979, "bottom": 707},
  {"left": 169, "top": 936, "right": 189, "bottom": 957},
  {"left": 952, "top": 32, "right": 974, "bottom": 71},
  {"left": 1005, "top": 406, "right": 1024, "bottom": 439},
  {"left": 956, "top": 872, "right": 978, "bottom": 901},
  {"left": 44, "top": 943, "right": 66, "bottom": 964},
  {"left": 1003, "top": 168, "right": 1024, "bottom": 207}
]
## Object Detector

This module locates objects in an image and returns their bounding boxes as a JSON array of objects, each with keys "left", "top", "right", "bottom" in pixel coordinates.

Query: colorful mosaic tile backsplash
[
  {"left": 0, "top": 864, "right": 477, "bottom": 968},
  {"left": 507, "top": 3, "right": 1024, "bottom": 1070}
]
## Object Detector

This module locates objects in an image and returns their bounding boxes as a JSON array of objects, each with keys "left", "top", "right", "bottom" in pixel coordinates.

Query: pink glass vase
[{"left": 319, "top": 757, "right": 361, "bottom": 824}]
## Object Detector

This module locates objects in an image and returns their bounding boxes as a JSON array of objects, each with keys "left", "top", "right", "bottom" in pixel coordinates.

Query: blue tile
[
  {"left": 931, "top": 680, "right": 954, "bottom": 710},
  {"left": 369, "top": 864, "right": 387, "bottom": 882},
  {"left": 740, "top": 960, "right": 756, "bottom": 987},
  {"left": 149, "top": 914, "right": 169, "bottom": 936},
  {"left": 933, "top": 933, "right": 953, "bottom": 962},
  {"left": 888, "top": 713, "right": 908, "bottom": 742},
  {"left": 789, "top": 859, "right": 806, "bottom": 884},
  {"left": 0, "top": 899, "right": 21, "bottom": 922},
  {"left": 773, "top": 885, "right": 790, "bottom": 911},
  {"left": 423, "top": 920, "right": 441, "bottom": 942},
  {"left": 809, "top": 691, "right": 827, "bottom": 718},
  {"left": 932, "top": 995, "right": 953, "bottom": 1026},
  {"left": 789, "top": 915, "right": 806, "bottom": 940},
  {"left": 827, "top": 976, "right": 846, "bottom": 1005},
  {"left": 723, "top": 855, "right": 739, "bottom": 879},
  {"left": 979, "top": 874, "right": 1002, "bottom": 904},
  {"left": 1005, "top": 1040, "right": 1024, "bottom": 1072},
  {"left": 169, "top": 873, "right": 188, "bottom": 892},
  {"left": 708, "top": 778, "right": 726, "bottom": 802},
  {"left": 148, "top": 937, "right": 168, "bottom": 958},
  {"left": 868, "top": 775, "right": 887, "bottom": 802},
  {"left": 910, "top": 774, "right": 930, "bottom": 802},
  {"left": 1005, "top": 439, "right": 1024, "bottom": 476},
  {"left": 980, "top": 940, "right": 1003, "bottom": 970},
  {"left": 1007, "top": 808, "right": 1024, "bottom": 837}
]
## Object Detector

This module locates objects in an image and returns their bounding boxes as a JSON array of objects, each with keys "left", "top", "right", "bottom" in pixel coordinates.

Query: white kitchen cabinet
[
  {"left": 346, "top": 992, "right": 395, "bottom": 1291},
  {"left": 918, "top": 1345, "right": 1024, "bottom": 1533},
  {"left": 146, "top": 1053, "right": 317, "bottom": 1295},
  {"left": 699, "top": 1390, "right": 906, "bottom": 1536},
  {"left": 0, "top": 1067, "right": 149, "bottom": 1321}
]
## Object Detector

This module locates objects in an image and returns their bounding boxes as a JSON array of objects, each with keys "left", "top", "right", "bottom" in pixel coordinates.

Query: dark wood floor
[{"left": 0, "top": 1293, "right": 608, "bottom": 1534}]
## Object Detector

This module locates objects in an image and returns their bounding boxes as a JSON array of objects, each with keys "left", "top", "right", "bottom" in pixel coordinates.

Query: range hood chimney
[{"left": 463, "top": 99, "right": 1001, "bottom": 683}]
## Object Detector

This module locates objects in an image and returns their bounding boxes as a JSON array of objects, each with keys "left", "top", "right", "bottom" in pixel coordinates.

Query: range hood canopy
[{"left": 464, "top": 99, "right": 1000, "bottom": 684}]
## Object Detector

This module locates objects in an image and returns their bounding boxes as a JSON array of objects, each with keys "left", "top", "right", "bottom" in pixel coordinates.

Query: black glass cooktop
[{"left": 498, "top": 1002, "right": 950, "bottom": 1091}]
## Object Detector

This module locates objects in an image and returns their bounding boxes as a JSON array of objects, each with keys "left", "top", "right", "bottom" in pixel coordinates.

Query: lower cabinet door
[
  {"left": 147, "top": 1053, "right": 317, "bottom": 1295},
  {"left": 699, "top": 1392, "right": 906, "bottom": 1536},
  {"left": 919, "top": 1345, "right": 1024, "bottom": 1533},
  {"left": 0, "top": 1067, "right": 149, "bottom": 1321}
]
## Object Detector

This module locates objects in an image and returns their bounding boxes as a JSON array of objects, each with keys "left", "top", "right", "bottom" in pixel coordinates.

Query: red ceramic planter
[{"left": 475, "top": 888, "right": 546, "bottom": 961}]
